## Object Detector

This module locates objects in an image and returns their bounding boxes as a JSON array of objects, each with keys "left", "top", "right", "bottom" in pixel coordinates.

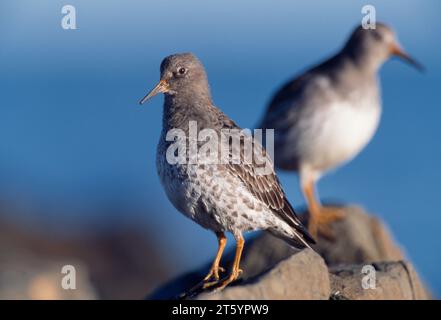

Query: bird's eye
[
  {"left": 178, "top": 67, "right": 186, "bottom": 75},
  {"left": 372, "top": 30, "right": 383, "bottom": 41}
]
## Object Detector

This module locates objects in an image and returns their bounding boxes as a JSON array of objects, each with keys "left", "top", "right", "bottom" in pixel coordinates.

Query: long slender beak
[
  {"left": 391, "top": 43, "right": 425, "bottom": 72},
  {"left": 139, "top": 79, "right": 170, "bottom": 105}
]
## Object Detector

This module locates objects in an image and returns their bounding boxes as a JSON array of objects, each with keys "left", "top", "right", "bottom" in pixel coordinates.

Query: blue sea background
[{"left": 0, "top": 0, "right": 440, "bottom": 295}]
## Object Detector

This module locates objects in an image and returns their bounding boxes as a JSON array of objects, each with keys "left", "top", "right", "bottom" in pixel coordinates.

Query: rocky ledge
[{"left": 148, "top": 206, "right": 430, "bottom": 300}]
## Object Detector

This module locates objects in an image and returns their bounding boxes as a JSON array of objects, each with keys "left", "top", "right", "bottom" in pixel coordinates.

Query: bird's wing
[
  {"left": 267, "top": 72, "right": 313, "bottom": 114},
  {"left": 215, "top": 110, "right": 315, "bottom": 246}
]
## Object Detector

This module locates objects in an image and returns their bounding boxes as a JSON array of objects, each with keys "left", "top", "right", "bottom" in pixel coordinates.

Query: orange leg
[
  {"left": 302, "top": 178, "right": 345, "bottom": 240},
  {"left": 215, "top": 234, "right": 244, "bottom": 291},
  {"left": 184, "top": 232, "right": 227, "bottom": 296},
  {"left": 203, "top": 232, "right": 227, "bottom": 282}
]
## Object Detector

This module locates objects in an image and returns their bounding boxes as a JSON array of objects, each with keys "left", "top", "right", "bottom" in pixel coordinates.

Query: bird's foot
[
  {"left": 212, "top": 268, "right": 243, "bottom": 292},
  {"left": 203, "top": 265, "right": 226, "bottom": 282},
  {"left": 309, "top": 206, "right": 345, "bottom": 241},
  {"left": 179, "top": 265, "right": 227, "bottom": 299},
  {"left": 200, "top": 265, "right": 227, "bottom": 290},
  {"left": 319, "top": 206, "right": 346, "bottom": 222}
]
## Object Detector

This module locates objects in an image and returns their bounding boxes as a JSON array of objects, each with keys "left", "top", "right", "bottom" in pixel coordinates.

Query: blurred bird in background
[
  {"left": 259, "top": 23, "right": 423, "bottom": 240},
  {"left": 139, "top": 53, "right": 315, "bottom": 292}
]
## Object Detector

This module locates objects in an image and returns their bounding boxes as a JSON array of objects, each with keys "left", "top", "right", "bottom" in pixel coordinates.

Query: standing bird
[
  {"left": 259, "top": 23, "right": 423, "bottom": 239},
  {"left": 139, "top": 53, "right": 315, "bottom": 291}
]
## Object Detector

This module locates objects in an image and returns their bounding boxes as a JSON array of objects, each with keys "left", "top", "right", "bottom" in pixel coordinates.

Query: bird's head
[
  {"left": 139, "top": 53, "right": 211, "bottom": 105},
  {"left": 344, "top": 22, "right": 424, "bottom": 72}
]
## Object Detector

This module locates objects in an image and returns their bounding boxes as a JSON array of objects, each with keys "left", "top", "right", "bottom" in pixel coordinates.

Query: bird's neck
[
  {"left": 322, "top": 52, "right": 380, "bottom": 96},
  {"left": 162, "top": 92, "right": 214, "bottom": 132},
  {"left": 343, "top": 48, "right": 383, "bottom": 76}
]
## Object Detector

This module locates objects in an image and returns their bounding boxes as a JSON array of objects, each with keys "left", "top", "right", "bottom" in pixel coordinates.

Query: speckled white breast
[{"left": 155, "top": 133, "right": 295, "bottom": 237}]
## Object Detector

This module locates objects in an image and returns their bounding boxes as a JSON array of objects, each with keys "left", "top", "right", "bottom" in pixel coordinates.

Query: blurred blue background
[{"left": 0, "top": 0, "right": 440, "bottom": 296}]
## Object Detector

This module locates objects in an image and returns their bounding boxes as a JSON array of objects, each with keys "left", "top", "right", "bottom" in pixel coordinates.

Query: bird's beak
[
  {"left": 390, "top": 43, "right": 425, "bottom": 72},
  {"left": 139, "top": 79, "right": 170, "bottom": 105}
]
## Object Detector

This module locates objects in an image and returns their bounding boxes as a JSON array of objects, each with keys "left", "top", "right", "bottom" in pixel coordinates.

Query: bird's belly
[
  {"left": 157, "top": 156, "right": 272, "bottom": 233},
  {"left": 295, "top": 102, "right": 381, "bottom": 172}
]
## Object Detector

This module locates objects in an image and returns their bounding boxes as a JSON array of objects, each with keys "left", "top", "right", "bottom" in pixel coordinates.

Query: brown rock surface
[
  {"left": 149, "top": 206, "right": 430, "bottom": 300},
  {"left": 237, "top": 205, "right": 405, "bottom": 272},
  {"left": 312, "top": 205, "right": 404, "bottom": 265},
  {"left": 198, "top": 249, "right": 330, "bottom": 300},
  {"left": 329, "top": 262, "right": 429, "bottom": 300}
]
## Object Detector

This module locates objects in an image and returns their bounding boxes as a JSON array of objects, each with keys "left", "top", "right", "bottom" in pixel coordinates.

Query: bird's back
[{"left": 261, "top": 52, "right": 351, "bottom": 129}]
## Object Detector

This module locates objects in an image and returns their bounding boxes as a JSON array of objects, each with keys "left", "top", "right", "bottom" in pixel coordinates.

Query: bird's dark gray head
[
  {"left": 139, "top": 53, "right": 211, "bottom": 105},
  {"left": 343, "top": 23, "right": 423, "bottom": 72}
]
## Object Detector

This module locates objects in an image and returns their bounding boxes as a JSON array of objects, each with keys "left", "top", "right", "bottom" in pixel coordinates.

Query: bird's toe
[{"left": 319, "top": 206, "right": 346, "bottom": 222}]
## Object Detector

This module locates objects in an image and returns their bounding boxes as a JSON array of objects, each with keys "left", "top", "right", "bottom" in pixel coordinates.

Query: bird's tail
[{"left": 268, "top": 224, "right": 315, "bottom": 250}]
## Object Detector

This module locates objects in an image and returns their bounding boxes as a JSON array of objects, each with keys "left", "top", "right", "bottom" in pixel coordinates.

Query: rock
[
  {"left": 329, "top": 261, "right": 429, "bottom": 300},
  {"left": 237, "top": 205, "right": 405, "bottom": 271},
  {"left": 312, "top": 206, "right": 404, "bottom": 266},
  {"left": 197, "top": 249, "right": 330, "bottom": 300},
  {"left": 148, "top": 233, "right": 300, "bottom": 299},
  {"left": 148, "top": 206, "right": 430, "bottom": 300}
]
